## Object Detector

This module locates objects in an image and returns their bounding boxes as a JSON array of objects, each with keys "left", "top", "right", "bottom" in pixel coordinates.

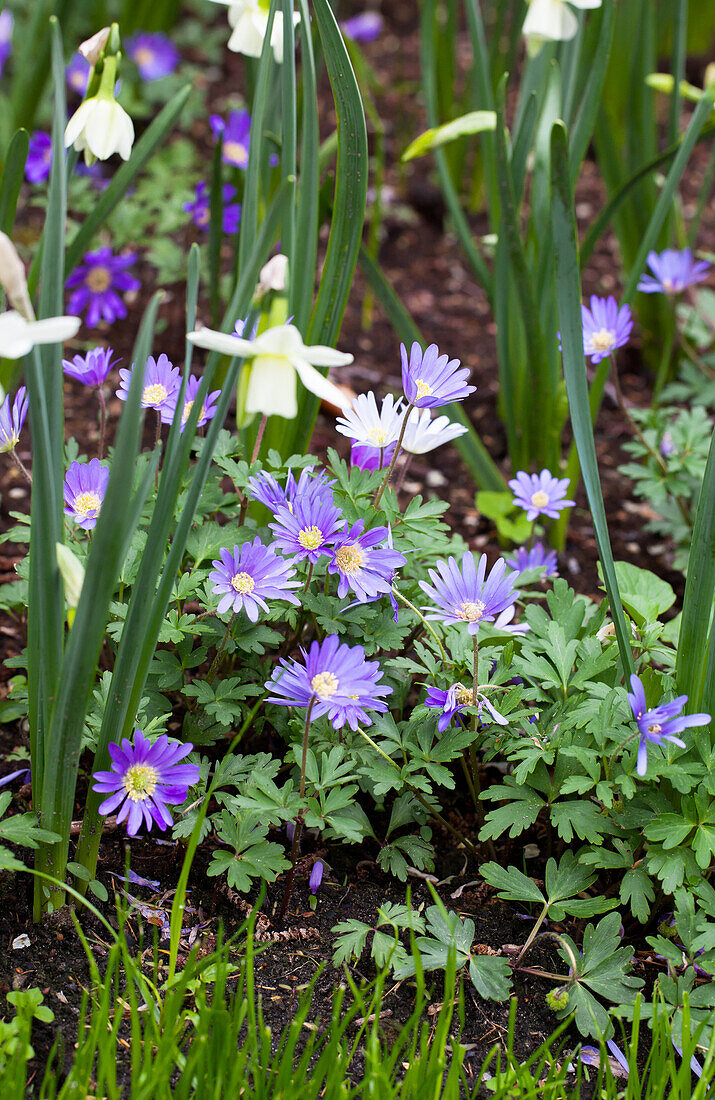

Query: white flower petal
[
  {"left": 291, "top": 357, "right": 351, "bottom": 411},
  {"left": 187, "top": 327, "right": 253, "bottom": 358},
  {"left": 299, "top": 342, "right": 354, "bottom": 368},
  {"left": 246, "top": 357, "right": 298, "bottom": 418},
  {"left": 0, "top": 311, "right": 80, "bottom": 359},
  {"left": 523, "top": 0, "right": 579, "bottom": 41}
]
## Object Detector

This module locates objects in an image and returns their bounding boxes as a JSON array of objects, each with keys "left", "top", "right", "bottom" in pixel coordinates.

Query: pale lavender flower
[
  {"left": 116, "top": 353, "right": 181, "bottom": 413},
  {"left": 420, "top": 552, "right": 519, "bottom": 636},
  {"left": 270, "top": 493, "right": 344, "bottom": 564},
  {"left": 209, "top": 537, "right": 301, "bottom": 620},
  {"left": 63, "top": 458, "right": 109, "bottom": 530},
  {"left": 183, "top": 181, "right": 241, "bottom": 234},
  {"left": 126, "top": 32, "right": 179, "bottom": 80},
  {"left": 350, "top": 440, "right": 396, "bottom": 471},
  {"left": 160, "top": 374, "right": 221, "bottom": 431},
  {"left": 505, "top": 542, "right": 558, "bottom": 577},
  {"left": 508, "top": 469, "right": 575, "bottom": 522},
  {"left": 210, "top": 109, "right": 251, "bottom": 169},
  {"left": 660, "top": 432, "right": 676, "bottom": 457},
  {"left": 309, "top": 860, "right": 324, "bottom": 894},
  {"left": 0, "top": 386, "right": 28, "bottom": 454},
  {"left": 0, "top": 9, "right": 12, "bottom": 75},
  {"left": 581, "top": 296, "right": 633, "bottom": 363},
  {"left": 66, "top": 52, "right": 90, "bottom": 96},
  {"left": 329, "top": 520, "right": 406, "bottom": 602},
  {"left": 92, "top": 729, "right": 199, "bottom": 836},
  {"left": 63, "top": 346, "right": 119, "bottom": 386},
  {"left": 637, "top": 248, "right": 710, "bottom": 295},
  {"left": 66, "top": 248, "right": 140, "bottom": 328},
  {"left": 341, "top": 12, "right": 384, "bottom": 41},
  {"left": 25, "top": 132, "right": 52, "bottom": 185},
  {"left": 400, "top": 341, "right": 475, "bottom": 408},
  {"left": 627, "top": 673, "right": 711, "bottom": 777}
]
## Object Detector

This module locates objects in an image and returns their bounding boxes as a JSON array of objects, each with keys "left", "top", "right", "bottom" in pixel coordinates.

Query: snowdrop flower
[
  {"left": 64, "top": 49, "right": 133, "bottom": 163},
  {"left": 401, "top": 406, "right": 468, "bottom": 454},
  {"left": 523, "top": 0, "right": 601, "bottom": 48},
  {"left": 0, "top": 312, "right": 80, "bottom": 359},
  {"left": 207, "top": 0, "right": 299, "bottom": 64},
  {"left": 336, "top": 391, "right": 405, "bottom": 449},
  {"left": 187, "top": 322, "right": 352, "bottom": 420}
]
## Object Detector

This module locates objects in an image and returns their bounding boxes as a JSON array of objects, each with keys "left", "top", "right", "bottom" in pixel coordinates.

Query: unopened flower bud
[
  {"left": 545, "top": 987, "right": 570, "bottom": 1012},
  {"left": 79, "top": 27, "right": 111, "bottom": 65},
  {"left": 257, "top": 254, "right": 289, "bottom": 297},
  {"left": 309, "top": 859, "right": 324, "bottom": 895},
  {"left": 56, "top": 543, "right": 85, "bottom": 611}
]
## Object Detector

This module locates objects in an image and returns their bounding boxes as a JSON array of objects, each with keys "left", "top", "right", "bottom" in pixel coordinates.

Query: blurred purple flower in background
[
  {"left": 66, "top": 52, "right": 90, "bottom": 96},
  {"left": 25, "top": 132, "right": 52, "bottom": 184},
  {"left": 660, "top": 432, "right": 675, "bottom": 457},
  {"left": 581, "top": 296, "right": 633, "bottom": 363},
  {"left": 627, "top": 673, "right": 711, "bottom": 777},
  {"left": 0, "top": 10, "right": 13, "bottom": 76},
  {"left": 66, "top": 247, "right": 140, "bottom": 327},
  {"left": 160, "top": 374, "right": 221, "bottom": 432},
  {"left": 509, "top": 469, "right": 574, "bottom": 522},
  {"left": 341, "top": 12, "right": 384, "bottom": 41},
  {"left": 63, "top": 346, "right": 119, "bottom": 386},
  {"left": 506, "top": 542, "right": 559, "bottom": 577},
  {"left": 183, "top": 181, "right": 242, "bottom": 234},
  {"left": 63, "top": 458, "right": 109, "bottom": 530},
  {"left": 637, "top": 248, "right": 711, "bottom": 295},
  {"left": 210, "top": 109, "right": 252, "bottom": 169},
  {"left": 126, "top": 32, "right": 179, "bottom": 80}
]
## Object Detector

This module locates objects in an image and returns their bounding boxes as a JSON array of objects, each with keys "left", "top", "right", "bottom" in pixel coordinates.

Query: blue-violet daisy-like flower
[
  {"left": 160, "top": 373, "right": 221, "bottom": 431},
  {"left": 209, "top": 537, "right": 301, "bottom": 620},
  {"left": 508, "top": 469, "right": 575, "bottom": 522},
  {"left": 270, "top": 494, "right": 344, "bottom": 564},
  {"left": 183, "top": 181, "right": 242, "bottom": 235},
  {"left": 627, "top": 673, "right": 710, "bottom": 777},
  {"left": 63, "top": 346, "right": 119, "bottom": 386},
  {"left": 66, "top": 52, "right": 90, "bottom": 96},
  {"left": 400, "top": 341, "right": 475, "bottom": 409},
  {"left": 0, "top": 386, "right": 28, "bottom": 454},
  {"left": 505, "top": 542, "right": 558, "bottom": 577},
  {"left": 329, "top": 520, "right": 406, "bottom": 601},
  {"left": 265, "top": 634, "right": 392, "bottom": 730},
  {"left": 91, "top": 729, "right": 200, "bottom": 836},
  {"left": 66, "top": 247, "right": 140, "bottom": 328},
  {"left": 637, "top": 248, "right": 710, "bottom": 295},
  {"left": 210, "top": 109, "right": 251, "bottom": 169},
  {"left": 351, "top": 440, "right": 396, "bottom": 471},
  {"left": 420, "top": 552, "right": 519, "bottom": 635},
  {"left": 63, "top": 458, "right": 109, "bottom": 530},
  {"left": 425, "top": 683, "right": 508, "bottom": 732},
  {"left": 581, "top": 296, "right": 633, "bottom": 364},
  {"left": 116, "top": 353, "right": 182, "bottom": 413},
  {"left": 126, "top": 32, "right": 180, "bottom": 80},
  {"left": 25, "top": 132, "right": 52, "bottom": 185},
  {"left": 246, "top": 466, "right": 335, "bottom": 514}
]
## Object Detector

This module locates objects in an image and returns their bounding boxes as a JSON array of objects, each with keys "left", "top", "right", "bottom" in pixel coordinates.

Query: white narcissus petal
[
  {"left": 245, "top": 356, "right": 298, "bottom": 418},
  {"left": 227, "top": 10, "right": 270, "bottom": 59},
  {"left": 291, "top": 357, "right": 351, "bottom": 412},
  {"left": 187, "top": 328, "right": 254, "bottom": 358},
  {"left": 523, "top": 0, "right": 579, "bottom": 41},
  {"left": 569, "top": 0, "right": 601, "bottom": 8},
  {"left": 64, "top": 98, "right": 134, "bottom": 161},
  {"left": 64, "top": 100, "right": 94, "bottom": 149},
  {"left": 27, "top": 316, "right": 81, "bottom": 344},
  {"left": 298, "top": 342, "right": 354, "bottom": 368},
  {"left": 0, "top": 312, "right": 80, "bottom": 359}
]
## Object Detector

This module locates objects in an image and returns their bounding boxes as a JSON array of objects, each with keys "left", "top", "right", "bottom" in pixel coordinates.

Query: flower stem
[
  {"left": 392, "top": 587, "right": 447, "bottom": 664},
  {"left": 10, "top": 448, "right": 32, "bottom": 484},
  {"left": 373, "top": 403, "right": 413, "bottom": 508},
  {"left": 251, "top": 414, "right": 268, "bottom": 465},
  {"left": 279, "top": 696, "right": 316, "bottom": 918},
  {"left": 206, "top": 612, "right": 236, "bottom": 683},
  {"left": 97, "top": 386, "right": 107, "bottom": 461}
]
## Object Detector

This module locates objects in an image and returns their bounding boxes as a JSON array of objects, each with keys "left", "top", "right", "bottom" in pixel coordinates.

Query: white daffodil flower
[
  {"left": 0, "top": 311, "right": 81, "bottom": 360},
  {"left": 65, "top": 95, "right": 134, "bottom": 161},
  {"left": 335, "top": 391, "right": 406, "bottom": 448},
  {"left": 187, "top": 322, "right": 352, "bottom": 420},
  {"left": 208, "top": 0, "right": 299, "bottom": 63},
  {"left": 401, "top": 407, "right": 468, "bottom": 455},
  {"left": 523, "top": 0, "right": 601, "bottom": 48}
]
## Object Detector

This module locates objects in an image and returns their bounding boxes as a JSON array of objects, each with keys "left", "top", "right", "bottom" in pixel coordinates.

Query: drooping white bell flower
[
  {"left": 207, "top": 0, "right": 299, "bottom": 63},
  {"left": 523, "top": 0, "right": 601, "bottom": 48},
  {"left": 0, "top": 311, "right": 81, "bottom": 359},
  {"left": 257, "top": 253, "right": 289, "bottom": 296},
  {"left": 64, "top": 55, "right": 133, "bottom": 162},
  {"left": 187, "top": 322, "right": 352, "bottom": 420},
  {"left": 400, "top": 407, "right": 468, "bottom": 455},
  {"left": 335, "top": 391, "right": 406, "bottom": 448}
]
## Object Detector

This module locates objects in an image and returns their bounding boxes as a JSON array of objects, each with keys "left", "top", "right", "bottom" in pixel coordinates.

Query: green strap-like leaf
[
  {"left": 0, "top": 129, "right": 29, "bottom": 234},
  {"left": 292, "top": 0, "right": 320, "bottom": 332}
]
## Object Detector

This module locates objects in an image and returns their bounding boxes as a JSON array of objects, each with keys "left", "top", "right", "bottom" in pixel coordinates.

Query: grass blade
[
  {"left": 676, "top": 430, "right": 714, "bottom": 721},
  {"left": 292, "top": 0, "right": 319, "bottom": 332},
  {"left": 0, "top": 129, "right": 29, "bottom": 234}
]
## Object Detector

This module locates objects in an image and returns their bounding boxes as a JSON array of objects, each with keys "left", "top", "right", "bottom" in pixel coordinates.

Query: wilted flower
[
  {"left": 66, "top": 51, "right": 90, "bottom": 95},
  {"left": 0, "top": 386, "right": 28, "bottom": 453},
  {"left": 400, "top": 341, "right": 475, "bottom": 409},
  {"left": 341, "top": 12, "right": 384, "bottom": 41},
  {"left": 523, "top": 0, "right": 601, "bottom": 46},
  {"left": 183, "top": 181, "right": 241, "bottom": 235},
  {"left": 91, "top": 729, "right": 200, "bottom": 836},
  {"left": 580, "top": 296, "right": 633, "bottom": 364},
  {"left": 25, "top": 132, "right": 53, "bottom": 185},
  {"left": 63, "top": 346, "right": 119, "bottom": 386},
  {"left": 210, "top": 109, "right": 252, "bottom": 169},
  {"left": 329, "top": 520, "right": 406, "bottom": 602},
  {"left": 627, "top": 673, "right": 710, "bottom": 777},
  {"left": 0, "top": 312, "right": 80, "bottom": 360},
  {"left": 66, "top": 247, "right": 140, "bottom": 328},
  {"left": 425, "top": 683, "right": 508, "bottom": 732},
  {"left": 505, "top": 542, "right": 558, "bottom": 577},
  {"left": 508, "top": 469, "right": 575, "bottom": 522},
  {"left": 63, "top": 458, "right": 109, "bottom": 530},
  {"left": 637, "top": 248, "right": 711, "bottom": 295},
  {"left": 207, "top": 0, "right": 299, "bottom": 63},
  {"left": 187, "top": 322, "right": 352, "bottom": 420},
  {"left": 209, "top": 537, "right": 301, "bottom": 619},
  {"left": 0, "top": 9, "right": 13, "bottom": 76},
  {"left": 265, "top": 634, "right": 392, "bottom": 730},
  {"left": 160, "top": 374, "right": 221, "bottom": 431},
  {"left": 401, "top": 406, "right": 468, "bottom": 454},
  {"left": 351, "top": 440, "right": 396, "bottom": 471},
  {"left": 270, "top": 493, "right": 344, "bottom": 564},
  {"left": 116, "top": 353, "right": 181, "bottom": 413},
  {"left": 126, "top": 32, "right": 179, "bottom": 80},
  {"left": 336, "top": 391, "right": 405, "bottom": 448},
  {"left": 420, "top": 552, "right": 519, "bottom": 636}
]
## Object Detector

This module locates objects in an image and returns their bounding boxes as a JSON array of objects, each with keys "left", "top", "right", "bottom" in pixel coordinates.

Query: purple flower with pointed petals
[
  {"left": 581, "top": 296, "right": 633, "bottom": 364},
  {"left": 341, "top": 12, "right": 384, "bottom": 41},
  {"left": 627, "top": 673, "right": 711, "bottom": 777},
  {"left": 0, "top": 10, "right": 12, "bottom": 76},
  {"left": 210, "top": 109, "right": 252, "bottom": 169},
  {"left": 0, "top": 386, "right": 28, "bottom": 454},
  {"left": 246, "top": 466, "right": 335, "bottom": 513},
  {"left": 505, "top": 542, "right": 558, "bottom": 577},
  {"left": 351, "top": 440, "right": 396, "bottom": 471},
  {"left": 66, "top": 248, "right": 140, "bottom": 328},
  {"left": 183, "top": 181, "right": 242, "bottom": 235},
  {"left": 637, "top": 248, "right": 710, "bottom": 295},
  {"left": 126, "top": 32, "right": 179, "bottom": 80},
  {"left": 400, "top": 341, "right": 475, "bottom": 409},
  {"left": 91, "top": 729, "right": 200, "bottom": 836},
  {"left": 329, "top": 520, "right": 406, "bottom": 602},
  {"left": 63, "top": 458, "right": 109, "bottom": 530},
  {"left": 63, "top": 346, "right": 119, "bottom": 386},
  {"left": 160, "top": 374, "right": 221, "bottom": 431},
  {"left": 66, "top": 52, "right": 90, "bottom": 96},
  {"left": 425, "top": 683, "right": 508, "bottom": 732},
  {"left": 209, "top": 537, "right": 301, "bottom": 620},
  {"left": 116, "top": 353, "right": 181, "bottom": 413},
  {"left": 0, "top": 765, "right": 31, "bottom": 789},
  {"left": 309, "top": 860, "right": 324, "bottom": 894},
  {"left": 508, "top": 469, "right": 575, "bottom": 522},
  {"left": 25, "top": 132, "right": 52, "bottom": 184},
  {"left": 420, "top": 552, "right": 519, "bottom": 636},
  {"left": 265, "top": 634, "right": 392, "bottom": 730},
  {"left": 270, "top": 493, "right": 344, "bottom": 564}
]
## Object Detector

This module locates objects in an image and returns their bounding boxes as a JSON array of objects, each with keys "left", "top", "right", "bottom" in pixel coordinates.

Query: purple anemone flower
[
  {"left": 126, "top": 32, "right": 179, "bottom": 80},
  {"left": 0, "top": 386, "right": 28, "bottom": 454},
  {"left": 183, "top": 181, "right": 241, "bottom": 235},
  {"left": 210, "top": 109, "right": 251, "bottom": 169},
  {"left": 425, "top": 683, "right": 508, "bottom": 732},
  {"left": 0, "top": 765, "right": 31, "bottom": 789},
  {"left": 637, "top": 248, "right": 711, "bottom": 295},
  {"left": 505, "top": 542, "right": 559, "bottom": 577},
  {"left": 309, "top": 860, "right": 324, "bottom": 894},
  {"left": 420, "top": 552, "right": 519, "bottom": 636},
  {"left": 660, "top": 432, "right": 675, "bottom": 458},
  {"left": 66, "top": 52, "right": 90, "bottom": 96},
  {"left": 351, "top": 441, "right": 396, "bottom": 471},
  {"left": 341, "top": 12, "right": 384, "bottom": 41},
  {"left": 209, "top": 537, "right": 301, "bottom": 620},
  {"left": 116, "top": 353, "right": 181, "bottom": 413},
  {"left": 66, "top": 247, "right": 140, "bottom": 328},
  {"left": 581, "top": 296, "right": 633, "bottom": 364},
  {"left": 328, "top": 520, "right": 406, "bottom": 602},
  {"left": 246, "top": 466, "right": 335, "bottom": 514},
  {"left": 265, "top": 634, "right": 392, "bottom": 731},
  {"left": 63, "top": 458, "right": 109, "bottom": 530},
  {"left": 400, "top": 341, "right": 475, "bottom": 409},
  {"left": 627, "top": 673, "right": 710, "bottom": 777},
  {"left": 160, "top": 374, "right": 221, "bottom": 431},
  {"left": 270, "top": 493, "right": 344, "bottom": 564},
  {"left": 0, "top": 10, "right": 12, "bottom": 76},
  {"left": 508, "top": 469, "right": 575, "bottom": 522},
  {"left": 25, "top": 132, "right": 52, "bottom": 185},
  {"left": 91, "top": 729, "right": 200, "bottom": 837},
  {"left": 63, "top": 346, "right": 119, "bottom": 386}
]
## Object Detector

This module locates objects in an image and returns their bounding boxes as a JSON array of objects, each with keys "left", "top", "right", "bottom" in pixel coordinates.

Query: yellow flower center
[
  {"left": 224, "top": 141, "right": 248, "bottom": 165},
  {"left": 648, "top": 723, "right": 662, "bottom": 735},
  {"left": 298, "top": 526, "right": 324, "bottom": 550},
  {"left": 662, "top": 277, "right": 674, "bottom": 292},
  {"left": 122, "top": 763, "right": 158, "bottom": 802},
  {"left": 196, "top": 207, "right": 210, "bottom": 226},
  {"left": 134, "top": 47, "right": 154, "bottom": 67},
  {"left": 458, "top": 600, "right": 486, "bottom": 623},
  {"left": 530, "top": 490, "right": 550, "bottom": 508},
  {"left": 311, "top": 671, "right": 339, "bottom": 700},
  {"left": 86, "top": 266, "right": 112, "bottom": 293},
  {"left": 590, "top": 328, "right": 615, "bottom": 353},
  {"left": 181, "top": 400, "right": 194, "bottom": 424},
  {"left": 454, "top": 684, "right": 474, "bottom": 705},
  {"left": 335, "top": 544, "right": 364, "bottom": 574},
  {"left": 231, "top": 571, "right": 255, "bottom": 594},
  {"left": 415, "top": 379, "right": 432, "bottom": 399},
  {"left": 143, "top": 383, "right": 168, "bottom": 406},
  {"left": 73, "top": 490, "right": 102, "bottom": 517},
  {"left": 369, "top": 428, "right": 388, "bottom": 446}
]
